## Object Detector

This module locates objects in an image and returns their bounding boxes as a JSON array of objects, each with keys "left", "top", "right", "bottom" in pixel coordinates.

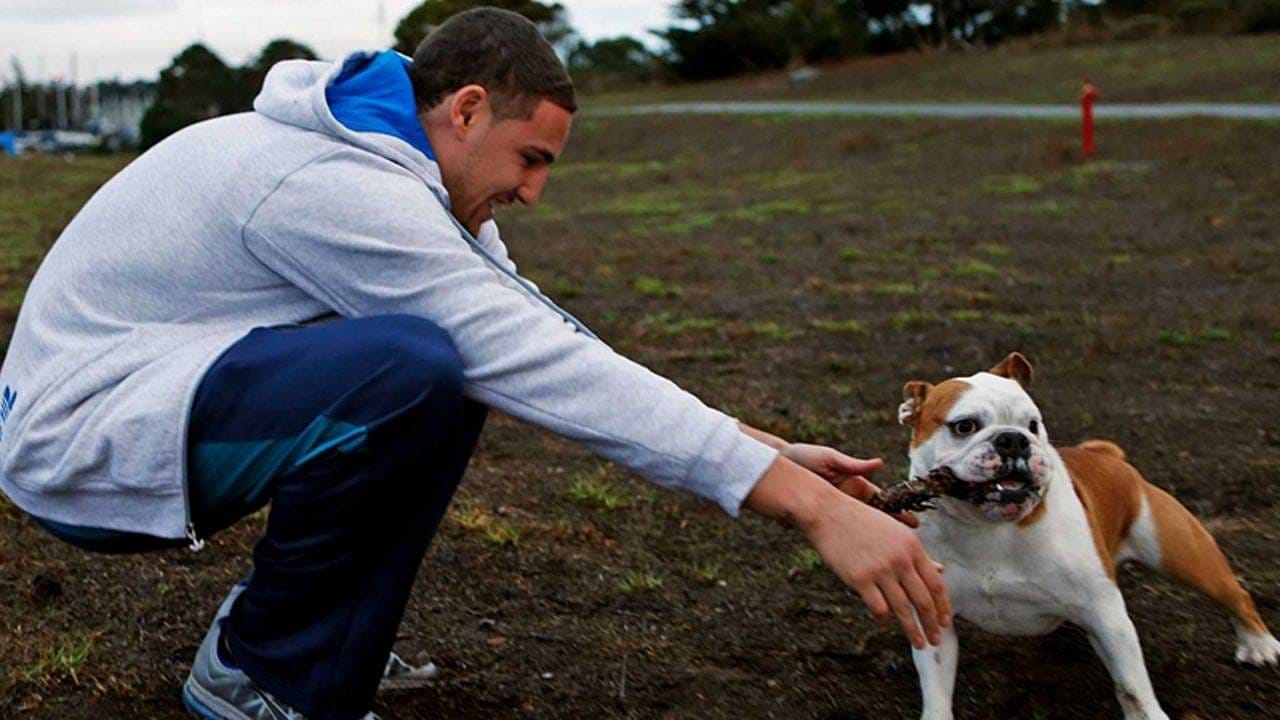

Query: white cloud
[{"left": 0, "top": 0, "right": 674, "bottom": 83}]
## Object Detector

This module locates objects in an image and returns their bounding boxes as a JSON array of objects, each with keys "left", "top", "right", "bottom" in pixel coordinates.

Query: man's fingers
[
  {"left": 856, "top": 584, "right": 891, "bottom": 627},
  {"left": 895, "top": 511, "right": 920, "bottom": 528},
  {"left": 916, "top": 553, "right": 953, "bottom": 627},
  {"left": 834, "top": 476, "right": 877, "bottom": 502},
  {"left": 902, "top": 571, "right": 942, "bottom": 645},
  {"left": 837, "top": 456, "right": 884, "bottom": 476},
  {"left": 879, "top": 578, "right": 926, "bottom": 650}
]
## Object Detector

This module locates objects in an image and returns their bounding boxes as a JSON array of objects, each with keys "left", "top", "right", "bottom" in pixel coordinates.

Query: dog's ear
[
  {"left": 989, "top": 352, "right": 1034, "bottom": 387},
  {"left": 899, "top": 381, "right": 933, "bottom": 427}
]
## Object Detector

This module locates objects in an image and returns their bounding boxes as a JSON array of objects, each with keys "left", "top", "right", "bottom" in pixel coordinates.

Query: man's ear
[
  {"left": 449, "top": 84, "right": 489, "bottom": 137},
  {"left": 989, "top": 352, "right": 1034, "bottom": 387},
  {"left": 899, "top": 381, "right": 932, "bottom": 427}
]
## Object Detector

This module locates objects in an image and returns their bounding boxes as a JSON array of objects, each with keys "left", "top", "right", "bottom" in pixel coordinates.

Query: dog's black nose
[{"left": 993, "top": 431, "right": 1031, "bottom": 459}]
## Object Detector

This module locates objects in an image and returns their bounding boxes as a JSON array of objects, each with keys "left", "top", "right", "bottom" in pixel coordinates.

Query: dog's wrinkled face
[{"left": 899, "top": 353, "right": 1052, "bottom": 523}]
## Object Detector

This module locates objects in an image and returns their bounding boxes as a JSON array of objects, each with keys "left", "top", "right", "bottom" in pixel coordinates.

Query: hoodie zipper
[
  {"left": 430, "top": 190, "right": 599, "bottom": 341},
  {"left": 184, "top": 493, "right": 205, "bottom": 552}
]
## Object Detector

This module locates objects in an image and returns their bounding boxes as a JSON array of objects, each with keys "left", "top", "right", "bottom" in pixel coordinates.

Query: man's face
[{"left": 445, "top": 98, "right": 572, "bottom": 234}]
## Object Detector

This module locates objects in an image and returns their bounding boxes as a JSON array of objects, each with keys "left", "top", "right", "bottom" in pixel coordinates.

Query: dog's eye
[
  {"left": 1029, "top": 420, "right": 1040, "bottom": 434},
  {"left": 949, "top": 419, "right": 979, "bottom": 436}
]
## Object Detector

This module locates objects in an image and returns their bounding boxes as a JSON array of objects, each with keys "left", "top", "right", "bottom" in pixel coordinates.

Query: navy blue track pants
[{"left": 39, "top": 314, "right": 487, "bottom": 719}]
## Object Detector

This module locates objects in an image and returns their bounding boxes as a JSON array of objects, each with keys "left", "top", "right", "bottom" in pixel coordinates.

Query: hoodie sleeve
[{"left": 242, "top": 149, "right": 778, "bottom": 516}]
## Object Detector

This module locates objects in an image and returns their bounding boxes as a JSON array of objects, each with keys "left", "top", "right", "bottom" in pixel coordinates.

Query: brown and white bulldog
[{"left": 898, "top": 353, "right": 1279, "bottom": 720}]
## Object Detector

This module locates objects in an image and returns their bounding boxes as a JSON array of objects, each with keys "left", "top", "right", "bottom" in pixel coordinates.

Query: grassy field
[
  {"left": 3, "top": 38, "right": 1280, "bottom": 720},
  {"left": 596, "top": 33, "right": 1280, "bottom": 106}
]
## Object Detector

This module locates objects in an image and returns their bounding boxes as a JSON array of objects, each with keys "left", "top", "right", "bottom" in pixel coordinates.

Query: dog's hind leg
[
  {"left": 1123, "top": 482, "right": 1280, "bottom": 666},
  {"left": 911, "top": 624, "right": 958, "bottom": 720}
]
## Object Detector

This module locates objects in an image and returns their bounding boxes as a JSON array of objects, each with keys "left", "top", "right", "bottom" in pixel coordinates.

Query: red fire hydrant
[{"left": 1081, "top": 81, "right": 1100, "bottom": 158}]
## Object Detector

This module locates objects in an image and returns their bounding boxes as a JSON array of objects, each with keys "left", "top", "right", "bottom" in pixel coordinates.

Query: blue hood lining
[{"left": 325, "top": 50, "right": 436, "bottom": 161}]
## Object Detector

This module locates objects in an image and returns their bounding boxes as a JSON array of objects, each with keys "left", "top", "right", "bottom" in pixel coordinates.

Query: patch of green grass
[
  {"left": 688, "top": 561, "right": 722, "bottom": 583},
  {"left": 809, "top": 319, "right": 867, "bottom": 334},
  {"left": 1019, "top": 200, "right": 1069, "bottom": 217},
  {"left": 975, "top": 242, "right": 1011, "bottom": 258},
  {"left": 892, "top": 310, "right": 943, "bottom": 330},
  {"left": 616, "top": 571, "right": 664, "bottom": 593},
  {"left": 1273, "top": 332, "right": 1280, "bottom": 343},
  {"left": 838, "top": 247, "right": 867, "bottom": 262},
  {"left": 980, "top": 174, "right": 1042, "bottom": 196},
  {"left": 743, "top": 169, "right": 839, "bottom": 192},
  {"left": 893, "top": 142, "right": 921, "bottom": 157},
  {"left": 873, "top": 282, "right": 919, "bottom": 296},
  {"left": 729, "top": 200, "right": 811, "bottom": 222},
  {"left": 648, "top": 210, "right": 721, "bottom": 236},
  {"left": 554, "top": 160, "right": 671, "bottom": 180},
  {"left": 567, "top": 467, "right": 628, "bottom": 510},
  {"left": 597, "top": 188, "right": 704, "bottom": 216},
  {"left": 951, "top": 309, "right": 984, "bottom": 321},
  {"left": 19, "top": 633, "right": 96, "bottom": 687},
  {"left": 791, "top": 416, "right": 836, "bottom": 443},
  {"left": 758, "top": 252, "right": 781, "bottom": 265},
  {"left": 483, "top": 523, "right": 521, "bottom": 547},
  {"left": 751, "top": 321, "right": 803, "bottom": 341},
  {"left": 640, "top": 312, "right": 721, "bottom": 336},
  {"left": 1105, "top": 254, "right": 1133, "bottom": 268},
  {"left": 1157, "top": 327, "right": 1234, "bottom": 346},
  {"left": 550, "top": 278, "right": 581, "bottom": 299},
  {"left": 953, "top": 259, "right": 1000, "bottom": 277},
  {"left": 829, "top": 382, "right": 854, "bottom": 397},
  {"left": 523, "top": 204, "right": 569, "bottom": 222},
  {"left": 1068, "top": 160, "right": 1155, "bottom": 192},
  {"left": 450, "top": 502, "right": 490, "bottom": 531},
  {"left": 791, "top": 548, "right": 823, "bottom": 573},
  {"left": 631, "top": 275, "right": 683, "bottom": 298}
]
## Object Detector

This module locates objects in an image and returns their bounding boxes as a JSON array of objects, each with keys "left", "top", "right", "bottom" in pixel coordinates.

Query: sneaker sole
[
  {"left": 182, "top": 676, "right": 263, "bottom": 720},
  {"left": 182, "top": 681, "right": 224, "bottom": 720}
]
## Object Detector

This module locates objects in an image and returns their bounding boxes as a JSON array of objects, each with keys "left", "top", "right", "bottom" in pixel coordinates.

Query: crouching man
[{"left": 0, "top": 9, "right": 948, "bottom": 720}]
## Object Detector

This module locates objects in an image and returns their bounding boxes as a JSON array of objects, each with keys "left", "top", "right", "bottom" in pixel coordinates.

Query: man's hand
[
  {"left": 781, "top": 444, "right": 917, "bottom": 528},
  {"left": 803, "top": 492, "right": 950, "bottom": 650},
  {"left": 744, "top": 454, "right": 951, "bottom": 650}
]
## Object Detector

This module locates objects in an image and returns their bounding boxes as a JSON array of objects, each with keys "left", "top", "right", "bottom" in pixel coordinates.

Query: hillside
[{"left": 594, "top": 34, "right": 1280, "bottom": 106}]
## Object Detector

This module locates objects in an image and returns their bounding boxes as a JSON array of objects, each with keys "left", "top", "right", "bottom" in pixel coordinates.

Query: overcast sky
[{"left": 0, "top": 1, "right": 674, "bottom": 84}]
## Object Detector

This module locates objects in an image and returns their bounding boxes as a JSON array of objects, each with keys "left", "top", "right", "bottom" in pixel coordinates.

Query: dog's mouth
[{"left": 950, "top": 462, "right": 1041, "bottom": 506}]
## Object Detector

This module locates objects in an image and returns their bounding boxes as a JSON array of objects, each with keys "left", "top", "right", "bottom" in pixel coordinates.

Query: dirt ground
[{"left": 2, "top": 113, "right": 1279, "bottom": 719}]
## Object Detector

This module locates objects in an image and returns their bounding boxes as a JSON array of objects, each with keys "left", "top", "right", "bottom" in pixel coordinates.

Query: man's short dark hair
[{"left": 409, "top": 7, "right": 577, "bottom": 120}]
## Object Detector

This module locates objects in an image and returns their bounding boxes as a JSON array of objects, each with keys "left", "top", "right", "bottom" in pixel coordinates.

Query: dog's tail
[{"left": 1077, "top": 438, "right": 1125, "bottom": 460}]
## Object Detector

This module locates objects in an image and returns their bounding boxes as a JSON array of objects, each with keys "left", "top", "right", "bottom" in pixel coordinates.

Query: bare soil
[{"left": 2, "top": 112, "right": 1279, "bottom": 719}]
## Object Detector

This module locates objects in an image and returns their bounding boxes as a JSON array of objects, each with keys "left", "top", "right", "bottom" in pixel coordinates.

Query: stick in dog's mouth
[{"left": 869, "top": 465, "right": 1040, "bottom": 515}]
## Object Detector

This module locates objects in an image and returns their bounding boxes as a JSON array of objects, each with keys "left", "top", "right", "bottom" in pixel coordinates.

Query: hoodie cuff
[{"left": 685, "top": 414, "right": 781, "bottom": 517}]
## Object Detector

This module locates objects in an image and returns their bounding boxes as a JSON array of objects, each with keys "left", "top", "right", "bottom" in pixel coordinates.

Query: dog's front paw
[{"left": 1235, "top": 630, "right": 1280, "bottom": 666}]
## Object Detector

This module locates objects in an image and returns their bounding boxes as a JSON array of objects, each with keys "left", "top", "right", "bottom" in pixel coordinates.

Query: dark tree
[
  {"left": 139, "top": 44, "right": 238, "bottom": 150},
  {"left": 392, "top": 0, "right": 575, "bottom": 55},
  {"left": 139, "top": 39, "right": 317, "bottom": 150}
]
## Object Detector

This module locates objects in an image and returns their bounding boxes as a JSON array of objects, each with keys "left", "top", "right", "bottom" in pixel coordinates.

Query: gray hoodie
[{"left": 0, "top": 53, "right": 778, "bottom": 542}]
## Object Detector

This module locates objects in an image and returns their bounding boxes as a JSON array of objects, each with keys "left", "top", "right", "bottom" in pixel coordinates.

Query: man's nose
[
  {"left": 518, "top": 168, "right": 548, "bottom": 206},
  {"left": 993, "top": 431, "right": 1031, "bottom": 459}
]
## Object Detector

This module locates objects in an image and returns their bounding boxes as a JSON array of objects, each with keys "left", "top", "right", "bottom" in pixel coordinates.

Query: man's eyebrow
[{"left": 525, "top": 147, "right": 556, "bottom": 164}]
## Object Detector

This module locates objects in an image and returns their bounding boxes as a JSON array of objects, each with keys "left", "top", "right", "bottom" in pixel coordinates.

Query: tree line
[{"left": 137, "top": 0, "right": 1279, "bottom": 148}]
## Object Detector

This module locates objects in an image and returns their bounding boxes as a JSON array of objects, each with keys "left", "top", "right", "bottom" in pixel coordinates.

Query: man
[{"left": 0, "top": 8, "right": 949, "bottom": 720}]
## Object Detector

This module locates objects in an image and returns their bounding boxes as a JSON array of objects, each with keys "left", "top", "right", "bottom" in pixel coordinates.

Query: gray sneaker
[
  {"left": 182, "top": 579, "right": 436, "bottom": 719},
  {"left": 181, "top": 610, "right": 345, "bottom": 720}
]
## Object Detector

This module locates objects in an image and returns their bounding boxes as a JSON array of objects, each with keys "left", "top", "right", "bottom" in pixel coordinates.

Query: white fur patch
[
  {"left": 898, "top": 398, "right": 918, "bottom": 426},
  {"left": 1235, "top": 627, "right": 1280, "bottom": 666}
]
